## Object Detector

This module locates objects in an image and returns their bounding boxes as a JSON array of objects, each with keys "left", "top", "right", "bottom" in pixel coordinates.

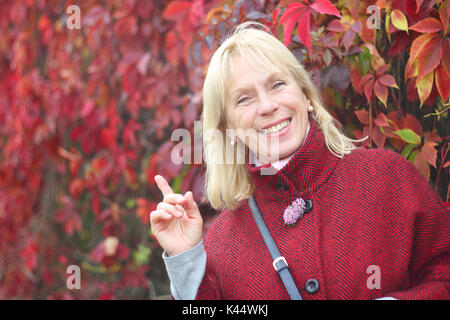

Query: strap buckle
[{"left": 272, "top": 256, "right": 288, "bottom": 272}]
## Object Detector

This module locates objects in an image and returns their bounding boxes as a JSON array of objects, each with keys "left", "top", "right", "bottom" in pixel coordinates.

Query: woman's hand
[{"left": 150, "top": 175, "right": 203, "bottom": 257}]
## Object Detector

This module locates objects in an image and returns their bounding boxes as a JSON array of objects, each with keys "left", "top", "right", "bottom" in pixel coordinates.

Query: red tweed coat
[{"left": 196, "top": 120, "right": 449, "bottom": 300}]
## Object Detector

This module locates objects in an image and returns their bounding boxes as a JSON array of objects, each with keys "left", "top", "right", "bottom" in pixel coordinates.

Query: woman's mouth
[{"left": 259, "top": 118, "right": 291, "bottom": 135}]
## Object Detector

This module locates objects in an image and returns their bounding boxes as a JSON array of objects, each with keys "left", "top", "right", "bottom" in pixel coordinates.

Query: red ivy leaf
[
  {"left": 405, "top": 33, "right": 435, "bottom": 80},
  {"left": 409, "top": 18, "right": 443, "bottom": 33},
  {"left": 372, "top": 125, "right": 386, "bottom": 148},
  {"left": 80, "top": 101, "right": 95, "bottom": 118},
  {"left": 21, "top": 240, "right": 38, "bottom": 272},
  {"left": 374, "top": 112, "right": 389, "bottom": 127},
  {"left": 363, "top": 77, "right": 375, "bottom": 102},
  {"left": 136, "top": 198, "right": 156, "bottom": 225},
  {"left": 386, "top": 32, "right": 410, "bottom": 57},
  {"left": 341, "top": 30, "right": 355, "bottom": 53},
  {"left": 327, "top": 19, "right": 346, "bottom": 32},
  {"left": 297, "top": 10, "right": 312, "bottom": 56},
  {"left": 350, "top": 67, "right": 363, "bottom": 94},
  {"left": 359, "top": 74, "right": 373, "bottom": 87},
  {"left": 378, "top": 74, "right": 398, "bottom": 88},
  {"left": 279, "top": 0, "right": 340, "bottom": 56},
  {"left": 421, "top": 141, "right": 438, "bottom": 168},
  {"left": 310, "top": 0, "right": 342, "bottom": 17},
  {"left": 416, "top": 0, "right": 425, "bottom": 14},
  {"left": 114, "top": 16, "right": 138, "bottom": 38},
  {"left": 416, "top": 71, "right": 434, "bottom": 107},
  {"left": 402, "top": 113, "right": 424, "bottom": 137},
  {"left": 189, "top": 0, "right": 205, "bottom": 26},
  {"left": 64, "top": 213, "right": 82, "bottom": 236},
  {"left": 414, "top": 151, "right": 430, "bottom": 181},
  {"left": 100, "top": 128, "right": 116, "bottom": 149},
  {"left": 376, "top": 64, "right": 388, "bottom": 76},
  {"left": 441, "top": 38, "right": 450, "bottom": 78},
  {"left": 409, "top": 33, "right": 435, "bottom": 63},
  {"left": 279, "top": 2, "right": 304, "bottom": 23},
  {"left": 355, "top": 110, "right": 370, "bottom": 125},
  {"left": 435, "top": 64, "right": 450, "bottom": 102},
  {"left": 439, "top": 0, "right": 449, "bottom": 32},
  {"left": 416, "top": 37, "right": 441, "bottom": 83},
  {"left": 92, "top": 192, "right": 100, "bottom": 215},
  {"left": 279, "top": 2, "right": 307, "bottom": 45},
  {"left": 37, "top": 14, "right": 50, "bottom": 31},
  {"left": 350, "top": 20, "right": 362, "bottom": 34},
  {"left": 283, "top": 8, "right": 306, "bottom": 47},
  {"left": 374, "top": 80, "right": 388, "bottom": 107},
  {"left": 163, "top": 1, "right": 191, "bottom": 20},
  {"left": 69, "top": 178, "right": 85, "bottom": 198}
]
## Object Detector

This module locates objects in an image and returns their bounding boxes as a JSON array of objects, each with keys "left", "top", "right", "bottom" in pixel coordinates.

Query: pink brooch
[
  {"left": 283, "top": 198, "right": 305, "bottom": 227},
  {"left": 283, "top": 197, "right": 313, "bottom": 227}
]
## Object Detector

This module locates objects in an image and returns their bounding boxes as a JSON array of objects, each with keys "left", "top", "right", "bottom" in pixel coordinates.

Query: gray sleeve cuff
[{"left": 162, "top": 239, "right": 206, "bottom": 300}]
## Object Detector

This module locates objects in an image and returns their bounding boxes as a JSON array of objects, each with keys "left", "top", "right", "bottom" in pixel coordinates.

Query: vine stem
[
  {"left": 369, "top": 98, "right": 373, "bottom": 148},
  {"left": 435, "top": 142, "right": 449, "bottom": 193},
  {"left": 447, "top": 182, "right": 450, "bottom": 203},
  {"left": 369, "top": 24, "right": 377, "bottom": 149}
]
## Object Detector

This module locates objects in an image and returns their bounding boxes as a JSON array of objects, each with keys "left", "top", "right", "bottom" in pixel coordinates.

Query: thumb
[{"left": 183, "top": 191, "right": 201, "bottom": 218}]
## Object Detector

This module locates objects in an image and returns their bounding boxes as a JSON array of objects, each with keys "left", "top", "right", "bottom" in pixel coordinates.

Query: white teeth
[{"left": 259, "top": 119, "right": 290, "bottom": 134}]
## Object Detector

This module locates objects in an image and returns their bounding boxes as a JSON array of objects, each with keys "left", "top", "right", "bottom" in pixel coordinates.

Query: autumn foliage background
[{"left": 0, "top": 0, "right": 448, "bottom": 299}]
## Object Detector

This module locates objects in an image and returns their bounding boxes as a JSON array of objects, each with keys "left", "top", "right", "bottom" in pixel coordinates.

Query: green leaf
[
  {"left": 408, "top": 149, "right": 419, "bottom": 164},
  {"left": 335, "top": 91, "right": 343, "bottom": 109},
  {"left": 358, "top": 46, "right": 371, "bottom": 75},
  {"left": 401, "top": 143, "right": 416, "bottom": 159},
  {"left": 133, "top": 244, "right": 151, "bottom": 266},
  {"left": 126, "top": 199, "right": 136, "bottom": 209},
  {"left": 171, "top": 164, "right": 190, "bottom": 194},
  {"left": 395, "top": 129, "right": 421, "bottom": 145}
]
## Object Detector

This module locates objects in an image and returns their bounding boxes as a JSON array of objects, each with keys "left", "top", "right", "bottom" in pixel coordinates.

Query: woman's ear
[{"left": 225, "top": 127, "right": 237, "bottom": 145}]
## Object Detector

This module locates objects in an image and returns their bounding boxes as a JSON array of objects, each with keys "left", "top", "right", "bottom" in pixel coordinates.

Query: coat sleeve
[{"left": 386, "top": 154, "right": 449, "bottom": 300}]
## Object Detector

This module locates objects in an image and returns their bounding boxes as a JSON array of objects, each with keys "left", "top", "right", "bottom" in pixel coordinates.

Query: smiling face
[{"left": 225, "top": 55, "right": 311, "bottom": 162}]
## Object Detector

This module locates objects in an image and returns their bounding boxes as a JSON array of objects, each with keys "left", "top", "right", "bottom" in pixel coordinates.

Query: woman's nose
[{"left": 257, "top": 91, "right": 278, "bottom": 115}]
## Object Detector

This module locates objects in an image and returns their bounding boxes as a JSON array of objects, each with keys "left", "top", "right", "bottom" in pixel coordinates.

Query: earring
[
  {"left": 229, "top": 139, "right": 235, "bottom": 145},
  {"left": 308, "top": 105, "right": 314, "bottom": 112}
]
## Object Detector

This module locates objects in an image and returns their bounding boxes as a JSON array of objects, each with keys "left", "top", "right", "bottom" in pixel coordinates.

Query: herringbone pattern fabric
[{"left": 196, "top": 120, "right": 449, "bottom": 300}]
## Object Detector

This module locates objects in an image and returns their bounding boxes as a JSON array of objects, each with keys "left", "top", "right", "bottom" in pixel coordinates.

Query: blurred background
[{"left": 0, "top": 0, "right": 448, "bottom": 299}]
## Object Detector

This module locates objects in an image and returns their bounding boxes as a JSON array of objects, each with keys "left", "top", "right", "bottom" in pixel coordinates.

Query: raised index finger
[{"left": 154, "top": 175, "right": 174, "bottom": 197}]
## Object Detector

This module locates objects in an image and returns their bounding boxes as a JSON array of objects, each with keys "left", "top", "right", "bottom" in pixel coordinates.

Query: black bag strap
[{"left": 248, "top": 195, "right": 303, "bottom": 300}]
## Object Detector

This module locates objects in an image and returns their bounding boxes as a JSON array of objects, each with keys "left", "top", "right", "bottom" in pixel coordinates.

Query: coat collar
[{"left": 246, "top": 119, "right": 341, "bottom": 202}]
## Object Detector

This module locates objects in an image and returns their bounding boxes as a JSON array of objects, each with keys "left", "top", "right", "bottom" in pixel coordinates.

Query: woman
[{"left": 150, "top": 22, "right": 449, "bottom": 300}]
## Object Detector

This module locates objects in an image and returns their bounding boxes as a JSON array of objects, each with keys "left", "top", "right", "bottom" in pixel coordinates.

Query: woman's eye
[
  {"left": 237, "top": 97, "right": 249, "bottom": 105},
  {"left": 272, "top": 81, "right": 286, "bottom": 90}
]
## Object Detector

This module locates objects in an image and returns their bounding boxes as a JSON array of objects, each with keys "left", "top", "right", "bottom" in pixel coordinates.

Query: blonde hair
[{"left": 202, "top": 22, "right": 364, "bottom": 210}]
